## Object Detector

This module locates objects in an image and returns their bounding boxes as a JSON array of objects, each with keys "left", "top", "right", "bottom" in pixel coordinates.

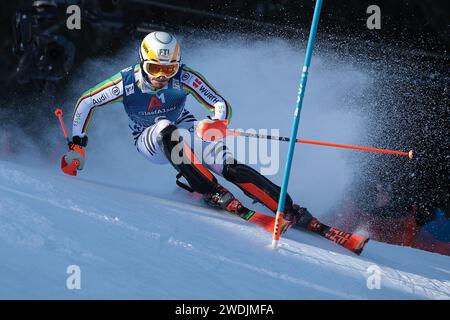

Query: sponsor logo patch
[
  {"left": 73, "top": 112, "right": 82, "bottom": 126},
  {"left": 159, "top": 49, "right": 170, "bottom": 57},
  {"left": 193, "top": 78, "right": 202, "bottom": 88},
  {"left": 198, "top": 86, "right": 220, "bottom": 104},
  {"left": 111, "top": 86, "right": 120, "bottom": 96},
  {"left": 138, "top": 106, "right": 177, "bottom": 116},
  {"left": 181, "top": 72, "right": 192, "bottom": 82},
  {"left": 158, "top": 49, "right": 170, "bottom": 62},
  {"left": 147, "top": 96, "right": 162, "bottom": 111},
  {"left": 125, "top": 84, "right": 135, "bottom": 96},
  {"left": 92, "top": 93, "right": 108, "bottom": 105}
]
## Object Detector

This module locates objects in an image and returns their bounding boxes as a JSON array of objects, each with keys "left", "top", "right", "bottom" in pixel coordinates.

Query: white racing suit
[
  {"left": 71, "top": 63, "right": 297, "bottom": 215},
  {"left": 72, "top": 63, "right": 232, "bottom": 174}
]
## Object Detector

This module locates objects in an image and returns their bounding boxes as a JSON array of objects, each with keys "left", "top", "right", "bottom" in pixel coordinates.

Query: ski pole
[
  {"left": 54, "top": 108, "right": 80, "bottom": 176},
  {"left": 225, "top": 129, "right": 414, "bottom": 159},
  {"left": 272, "top": 0, "right": 324, "bottom": 249}
]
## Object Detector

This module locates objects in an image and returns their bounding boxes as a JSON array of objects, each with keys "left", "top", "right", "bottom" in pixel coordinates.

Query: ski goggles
[{"left": 142, "top": 61, "right": 179, "bottom": 78}]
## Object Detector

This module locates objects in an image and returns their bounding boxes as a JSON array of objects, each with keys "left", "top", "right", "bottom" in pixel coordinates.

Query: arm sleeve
[
  {"left": 72, "top": 72, "right": 124, "bottom": 138},
  {"left": 180, "top": 65, "right": 232, "bottom": 123}
]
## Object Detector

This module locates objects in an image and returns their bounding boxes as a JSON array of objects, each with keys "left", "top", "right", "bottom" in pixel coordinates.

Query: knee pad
[
  {"left": 222, "top": 161, "right": 293, "bottom": 213},
  {"left": 157, "top": 124, "right": 218, "bottom": 194}
]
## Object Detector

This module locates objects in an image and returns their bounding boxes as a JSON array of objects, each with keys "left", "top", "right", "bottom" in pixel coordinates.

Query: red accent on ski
[
  {"left": 204, "top": 192, "right": 369, "bottom": 255},
  {"left": 225, "top": 199, "right": 243, "bottom": 212},
  {"left": 247, "top": 212, "right": 369, "bottom": 255},
  {"left": 248, "top": 212, "right": 291, "bottom": 234},
  {"left": 344, "top": 233, "right": 370, "bottom": 255},
  {"left": 322, "top": 227, "right": 369, "bottom": 255},
  {"left": 247, "top": 212, "right": 276, "bottom": 232}
]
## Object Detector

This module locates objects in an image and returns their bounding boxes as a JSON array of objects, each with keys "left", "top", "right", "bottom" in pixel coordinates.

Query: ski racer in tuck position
[{"left": 63, "top": 31, "right": 326, "bottom": 235}]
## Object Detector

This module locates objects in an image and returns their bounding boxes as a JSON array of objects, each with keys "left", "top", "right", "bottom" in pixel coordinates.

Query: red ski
[{"left": 219, "top": 198, "right": 369, "bottom": 255}]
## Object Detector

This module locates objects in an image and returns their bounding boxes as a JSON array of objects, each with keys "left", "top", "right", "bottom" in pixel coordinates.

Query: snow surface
[
  {"left": 0, "top": 37, "right": 449, "bottom": 299},
  {"left": 0, "top": 160, "right": 449, "bottom": 299}
]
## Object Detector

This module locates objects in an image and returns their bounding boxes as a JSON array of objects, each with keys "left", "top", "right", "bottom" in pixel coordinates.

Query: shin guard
[
  {"left": 222, "top": 161, "right": 293, "bottom": 213},
  {"left": 157, "top": 124, "right": 218, "bottom": 194}
]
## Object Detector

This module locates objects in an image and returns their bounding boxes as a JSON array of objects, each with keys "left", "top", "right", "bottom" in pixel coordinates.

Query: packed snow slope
[
  {"left": 0, "top": 37, "right": 449, "bottom": 299},
  {"left": 0, "top": 160, "right": 449, "bottom": 299}
]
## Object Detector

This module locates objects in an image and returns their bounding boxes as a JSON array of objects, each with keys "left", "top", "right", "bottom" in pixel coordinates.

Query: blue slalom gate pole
[{"left": 272, "top": 0, "right": 324, "bottom": 249}]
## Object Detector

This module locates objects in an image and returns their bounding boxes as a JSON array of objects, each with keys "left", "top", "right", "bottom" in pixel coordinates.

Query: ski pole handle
[{"left": 54, "top": 108, "right": 70, "bottom": 144}]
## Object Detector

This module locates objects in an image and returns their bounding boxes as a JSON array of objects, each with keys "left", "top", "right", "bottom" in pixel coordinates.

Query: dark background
[
  {"left": 2, "top": 1, "right": 449, "bottom": 90},
  {"left": 0, "top": 0, "right": 449, "bottom": 228}
]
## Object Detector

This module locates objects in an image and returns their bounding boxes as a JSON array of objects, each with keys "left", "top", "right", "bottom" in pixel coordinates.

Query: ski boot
[
  {"left": 284, "top": 204, "right": 322, "bottom": 232},
  {"left": 203, "top": 185, "right": 244, "bottom": 214},
  {"left": 204, "top": 185, "right": 294, "bottom": 234}
]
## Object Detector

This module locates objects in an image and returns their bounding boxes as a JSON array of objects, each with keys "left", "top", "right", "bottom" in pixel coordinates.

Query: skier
[{"left": 63, "top": 31, "right": 318, "bottom": 232}]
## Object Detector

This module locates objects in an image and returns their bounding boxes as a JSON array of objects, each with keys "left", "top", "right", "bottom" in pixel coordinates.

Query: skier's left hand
[
  {"left": 196, "top": 118, "right": 228, "bottom": 141},
  {"left": 61, "top": 137, "right": 87, "bottom": 176}
]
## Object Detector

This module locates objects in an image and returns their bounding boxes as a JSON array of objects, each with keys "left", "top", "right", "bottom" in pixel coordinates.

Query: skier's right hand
[
  {"left": 196, "top": 118, "right": 228, "bottom": 141},
  {"left": 61, "top": 136, "right": 87, "bottom": 176}
]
